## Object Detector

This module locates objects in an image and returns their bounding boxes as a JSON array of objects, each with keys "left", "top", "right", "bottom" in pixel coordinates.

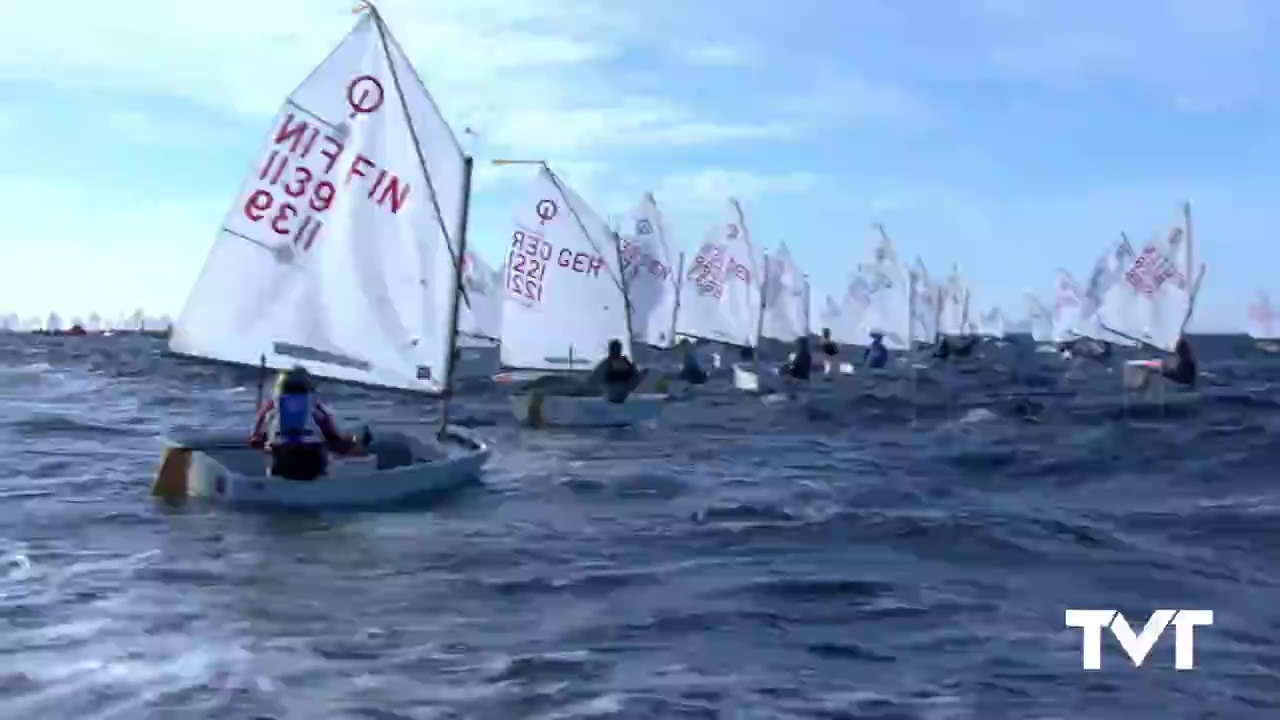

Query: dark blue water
[{"left": 1, "top": 333, "right": 1278, "bottom": 719}]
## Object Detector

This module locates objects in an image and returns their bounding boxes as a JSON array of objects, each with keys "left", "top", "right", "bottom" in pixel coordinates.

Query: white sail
[
  {"left": 619, "top": 193, "right": 682, "bottom": 348},
  {"left": 169, "top": 12, "right": 466, "bottom": 393},
  {"left": 759, "top": 242, "right": 809, "bottom": 343},
  {"left": 910, "top": 258, "right": 939, "bottom": 344},
  {"left": 817, "top": 294, "right": 842, "bottom": 336},
  {"left": 1024, "top": 292, "right": 1054, "bottom": 343},
  {"left": 499, "top": 166, "right": 630, "bottom": 372},
  {"left": 977, "top": 307, "right": 1005, "bottom": 339},
  {"left": 459, "top": 251, "right": 501, "bottom": 342},
  {"left": 939, "top": 266, "right": 970, "bottom": 336},
  {"left": 674, "top": 198, "right": 762, "bottom": 347},
  {"left": 1051, "top": 270, "right": 1083, "bottom": 342},
  {"left": 1070, "top": 237, "right": 1138, "bottom": 346},
  {"left": 1097, "top": 235, "right": 1202, "bottom": 353},
  {"left": 1249, "top": 292, "right": 1278, "bottom": 341},
  {"left": 855, "top": 232, "right": 911, "bottom": 350}
]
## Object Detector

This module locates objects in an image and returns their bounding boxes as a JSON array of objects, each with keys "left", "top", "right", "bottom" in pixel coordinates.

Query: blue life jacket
[
  {"left": 271, "top": 392, "right": 321, "bottom": 446},
  {"left": 866, "top": 341, "right": 888, "bottom": 369}
]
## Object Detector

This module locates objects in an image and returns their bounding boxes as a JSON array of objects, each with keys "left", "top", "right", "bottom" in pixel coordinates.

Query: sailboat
[
  {"left": 616, "top": 193, "right": 696, "bottom": 397},
  {"left": 152, "top": 2, "right": 490, "bottom": 507},
  {"left": 455, "top": 250, "right": 503, "bottom": 378},
  {"left": 619, "top": 192, "right": 683, "bottom": 351},
  {"left": 497, "top": 163, "right": 667, "bottom": 428},
  {"left": 734, "top": 242, "right": 810, "bottom": 394},
  {"left": 671, "top": 198, "right": 763, "bottom": 388},
  {"left": 815, "top": 294, "right": 855, "bottom": 376},
  {"left": 976, "top": 307, "right": 1006, "bottom": 343},
  {"left": 1248, "top": 292, "right": 1280, "bottom": 352},
  {"left": 1024, "top": 291, "right": 1056, "bottom": 352},
  {"left": 1097, "top": 205, "right": 1206, "bottom": 401}
]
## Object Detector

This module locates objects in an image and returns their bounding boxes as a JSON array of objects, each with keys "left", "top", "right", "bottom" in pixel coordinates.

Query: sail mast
[
  {"left": 364, "top": 0, "right": 471, "bottom": 313},
  {"left": 753, "top": 253, "right": 770, "bottom": 349},
  {"left": 439, "top": 156, "right": 475, "bottom": 436},
  {"left": 669, "top": 252, "right": 685, "bottom": 348},
  {"left": 363, "top": 1, "right": 472, "bottom": 412},
  {"left": 604, "top": 211, "right": 637, "bottom": 348}
]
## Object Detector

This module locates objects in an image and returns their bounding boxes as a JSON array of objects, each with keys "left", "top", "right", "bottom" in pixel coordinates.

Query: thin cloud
[
  {"left": 0, "top": 0, "right": 788, "bottom": 160},
  {"left": 676, "top": 44, "right": 754, "bottom": 66},
  {"left": 657, "top": 168, "right": 820, "bottom": 207}
]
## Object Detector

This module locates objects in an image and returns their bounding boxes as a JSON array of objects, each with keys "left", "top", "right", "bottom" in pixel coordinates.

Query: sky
[{"left": 1, "top": 0, "right": 1278, "bottom": 331}]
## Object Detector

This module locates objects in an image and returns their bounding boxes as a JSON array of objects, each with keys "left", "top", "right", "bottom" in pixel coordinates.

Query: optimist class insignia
[
  {"left": 346, "top": 75, "right": 385, "bottom": 118},
  {"left": 535, "top": 199, "right": 558, "bottom": 224}
]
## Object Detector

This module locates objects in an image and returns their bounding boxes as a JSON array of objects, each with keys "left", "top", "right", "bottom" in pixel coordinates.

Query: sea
[{"left": 1, "top": 332, "right": 1278, "bottom": 720}]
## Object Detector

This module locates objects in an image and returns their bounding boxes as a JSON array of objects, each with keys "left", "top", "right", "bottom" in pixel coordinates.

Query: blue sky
[{"left": 1, "top": 0, "right": 1277, "bottom": 330}]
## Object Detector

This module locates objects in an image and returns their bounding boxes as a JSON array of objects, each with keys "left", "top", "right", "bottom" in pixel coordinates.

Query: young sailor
[
  {"left": 784, "top": 336, "right": 813, "bottom": 381},
  {"left": 1073, "top": 338, "right": 1113, "bottom": 365},
  {"left": 863, "top": 331, "right": 888, "bottom": 369},
  {"left": 588, "top": 338, "right": 642, "bottom": 403},
  {"left": 249, "top": 366, "right": 366, "bottom": 481},
  {"left": 933, "top": 337, "right": 952, "bottom": 360},
  {"left": 819, "top": 327, "right": 839, "bottom": 357},
  {"left": 677, "top": 339, "right": 709, "bottom": 384},
  {"left": 951, "top": 335, "right": 979, "bottom": 357},
  {"left": 1161, "top": 335, "right": 1197, "bottom": 386}
]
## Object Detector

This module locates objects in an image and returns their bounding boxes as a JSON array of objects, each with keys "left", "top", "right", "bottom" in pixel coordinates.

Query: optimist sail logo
[{"left": 1065, "top": 609, "right": 1213, "bottom": 670}]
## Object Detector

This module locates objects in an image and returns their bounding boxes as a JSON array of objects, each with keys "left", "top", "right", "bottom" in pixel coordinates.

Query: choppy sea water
[{"left": 1, "top": 333, "right": 1279, "bottom": 719}]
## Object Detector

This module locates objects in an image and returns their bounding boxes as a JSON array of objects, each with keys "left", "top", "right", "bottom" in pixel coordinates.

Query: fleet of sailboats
[{"left": 0, "top": 2, "right": 1264, "bottom": 509}]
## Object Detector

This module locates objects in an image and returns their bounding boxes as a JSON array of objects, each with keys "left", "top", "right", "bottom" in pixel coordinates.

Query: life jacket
[
  {"left": 789, "top": 349, "right": 812, "bottom": 379},
  {"left": 867, "top": 342, "right": 887, "bottom": 369},
  {"left": 604, "top": 357, "right": 633, "bottom": 384},
  {"left": 268, "top": 392, "right": 323, "bottom": 446},
  {"left": 821, "top": 341, "right": 838, "bottom": 356}
]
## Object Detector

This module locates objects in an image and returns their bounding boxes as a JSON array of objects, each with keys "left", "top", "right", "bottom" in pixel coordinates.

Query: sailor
[
  {"left": 864, "top": 331, "right": 888, "bottom": 369},
  {"left": 1161, "top": 335, "right": 1197, "bottom": 386},
  {"left": 589, "top": 338, "right": 641, "bottom": 403},
  {"left": 1075, "top": 338, "right": 1112, "bottom": 365},
  {"left": 933, "top": 337, "right": 952, "bottom": 360},
  {"left": 785, "top": 336, "right": 812, "bottom": 380},
  {"left": 677, "top": 339, "right": 708, "bottom": 384},
  {"left": 819, "top": 327, "right": 839, "bottom": 357},
  {"left": 249, "top": 366, "right": 366, "bottom": 481},
  {"left": 951, "top": 335, "right": 979, "bottom": 357}
]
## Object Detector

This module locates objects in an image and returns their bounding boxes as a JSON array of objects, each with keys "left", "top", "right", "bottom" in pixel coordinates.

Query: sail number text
[
  {"left": 507, "top": 227, "right": 607, "bottom": 304},
  {"left": 688, "top": 244, "right": 749, "bottom": 300},
  {"left": 239, "top": 112, "right": 413, "bottom": 253},
  {"left": 1125, "top": 245, "right": 1182, "bottom": 296},
  {"left": 620, "top": 238, "right": 672, "bottom": 283}
]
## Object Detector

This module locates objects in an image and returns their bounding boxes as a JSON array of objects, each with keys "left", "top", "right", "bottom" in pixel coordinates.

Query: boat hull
[
  {"left": 821, "top": 359, "right": 854, "bottom": 376},
  {"left": 732, "top": 362, "right": 782, "bottom": 393},
  {"left": 155, "top": 425, "right": 489, "bottom": 508},
  {"left": 511, "top": 392, "right": 666, "bottom": 428}
]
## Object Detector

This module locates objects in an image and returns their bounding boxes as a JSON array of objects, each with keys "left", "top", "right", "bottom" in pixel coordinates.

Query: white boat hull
[
  {"left": 732, "top": 362, "right": 782, "bottom": 393},
  {"left": 511, "top": 393, "right": 666, "bottom": 428},
  {"left": 155, "top": 425, "right": 489, "bottom": 508},
  {"left": 821, "top": 359, "right": 854, "bottom": 376}
]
